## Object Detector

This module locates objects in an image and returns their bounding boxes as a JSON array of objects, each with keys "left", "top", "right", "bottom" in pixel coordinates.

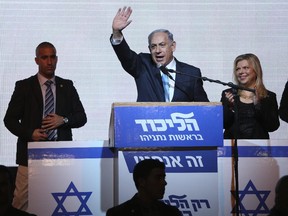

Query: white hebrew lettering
[{"left": 134, "top": 112, "right": 200, "bottom": 132}]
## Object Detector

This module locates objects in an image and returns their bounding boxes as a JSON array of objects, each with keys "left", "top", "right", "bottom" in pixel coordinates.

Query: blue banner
[
  {"left": 123, "top": 150, "right": 218, "bottom": 173},
  {"left": 114, "top": 105, "right": 223, "bottom": 148}
]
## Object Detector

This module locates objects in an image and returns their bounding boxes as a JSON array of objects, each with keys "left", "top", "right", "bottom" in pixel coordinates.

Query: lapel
[
  {"left": 172, "top": 59, "right": 183, "bottom": 101},
  {"left": 152, "top": 63, "right": 166, "bottom": 102},
  {"left": 31, "top": 75, "right": 44, "bottom": 112},
  {"left": 155, "top": 67, "right": 165, "bottom": 102}
]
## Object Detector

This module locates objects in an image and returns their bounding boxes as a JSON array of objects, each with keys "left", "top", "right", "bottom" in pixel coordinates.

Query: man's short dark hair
[
  {"left": 35, "top": 41, "right": 56, "bottom": 56},
  {"left": 133, "top": 159, "right": 165, "bottom": 189},
  {"left": 148, "top": 29, "right": 174, "bottom": 47}
]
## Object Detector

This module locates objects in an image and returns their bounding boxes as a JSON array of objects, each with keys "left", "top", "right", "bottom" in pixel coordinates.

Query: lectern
[{"left": 109, "top": 102, "right": 223, "bottom": 216}]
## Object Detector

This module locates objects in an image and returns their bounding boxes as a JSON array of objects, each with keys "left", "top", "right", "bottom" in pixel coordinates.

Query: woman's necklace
[
  {"left": 239, "top": 90, "right": 255, "bottom": 103},
  {"left": 240, "top": 94, "right": 254, "bottom": 100}
]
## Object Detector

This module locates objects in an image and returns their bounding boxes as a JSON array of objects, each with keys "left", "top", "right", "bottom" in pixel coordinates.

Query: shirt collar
[
  {"left": 37, "top": 73, "right": 56, "bottom": 86},
  {"left": 165, "top": 58, "right": 176, "bottom": 71}
]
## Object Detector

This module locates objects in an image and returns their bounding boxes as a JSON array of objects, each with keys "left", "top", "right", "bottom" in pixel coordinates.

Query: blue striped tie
[
  {"left": 162, "top": 74, "right": 170, "bottom": 102},
  {"left": 44, "top": 80, "right": 57, "bottom": 140}
]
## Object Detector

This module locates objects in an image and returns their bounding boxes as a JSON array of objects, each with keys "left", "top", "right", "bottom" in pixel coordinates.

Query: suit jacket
[
  {"left": 4, "top": 75, "right": 87, "bottom": 166},
  {"left": 111, "top": 36, "right": 209, "bottom": 102},
  {"left": 106, "top": 194, "right": 182, "bottom": 216}
]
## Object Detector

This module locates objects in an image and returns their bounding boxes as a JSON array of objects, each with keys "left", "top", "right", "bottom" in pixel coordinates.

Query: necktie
[
  {"left": 44, "top": 80, "right": 57, "bottom": 140},
  {"left": 162, "top": 74, "right": 170, "bottom": 102}
]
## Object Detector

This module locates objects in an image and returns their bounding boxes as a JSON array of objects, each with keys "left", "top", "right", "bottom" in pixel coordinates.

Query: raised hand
[{"left": 112, "top": 6, "right": 132, "bottom": 36}]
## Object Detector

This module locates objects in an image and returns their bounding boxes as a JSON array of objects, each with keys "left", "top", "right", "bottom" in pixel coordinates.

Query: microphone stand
[
  {"left": 166, "top": 68, "right": 255, "bottom": 216},
  {"left": 232, "top": 89, "right": 240, "bottom": 216},
  {"left": 167, "top": 68, "right": 255, "bottom": 93}
]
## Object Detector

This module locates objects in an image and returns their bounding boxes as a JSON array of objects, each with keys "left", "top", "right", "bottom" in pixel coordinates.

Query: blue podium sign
[{"left": 110, "top": 102, "right": 223, "bottom": 148}]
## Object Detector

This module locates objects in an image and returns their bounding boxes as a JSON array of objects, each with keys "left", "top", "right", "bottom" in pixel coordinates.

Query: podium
[
  {"left": 109, "top": 102, "right": 223, "bottom": 216},
  {"left": 109, "top": 102, "right": 223, "bottom": 148}
]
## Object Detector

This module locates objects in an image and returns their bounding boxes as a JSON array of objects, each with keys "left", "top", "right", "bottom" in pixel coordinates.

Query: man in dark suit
[
  {"left": 106, "top": 159, "right": 182, "bottom": 216},
  {"left": 3, "top": 41, "right": 87, "bottom": 212},
  {"left": 110, "top": 6, "right": 209, "bottom": 102}
]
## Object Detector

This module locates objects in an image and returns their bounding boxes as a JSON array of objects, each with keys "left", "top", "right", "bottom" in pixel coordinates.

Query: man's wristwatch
[{"left": 63, "top": 117, "right": 69, "bottom": 124}]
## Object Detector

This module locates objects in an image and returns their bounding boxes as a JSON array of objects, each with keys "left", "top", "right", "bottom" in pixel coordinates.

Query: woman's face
[{"left": 235, "top": 59, "right": 257, "bottom": 88}]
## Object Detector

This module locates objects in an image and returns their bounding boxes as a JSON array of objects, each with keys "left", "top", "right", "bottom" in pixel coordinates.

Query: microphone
[
  {"left": 167, "top": 67, "right": 203, "bottom": 80},
  {"left": 157, "top": 64, "right": 174, "bottom": 81}
]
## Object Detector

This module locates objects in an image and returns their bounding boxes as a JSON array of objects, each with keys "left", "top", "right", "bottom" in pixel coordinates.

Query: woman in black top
[{"left": 221, "top": 53, "right": 280, "bottom": 139}]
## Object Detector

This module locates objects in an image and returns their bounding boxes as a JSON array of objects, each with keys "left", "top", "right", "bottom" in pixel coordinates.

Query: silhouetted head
[{"left": 133, "top": 159, "right": 167, "bottom": 201}]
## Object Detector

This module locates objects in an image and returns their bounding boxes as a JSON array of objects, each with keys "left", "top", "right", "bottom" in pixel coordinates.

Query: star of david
[
  {"left": 231, "top": 180, "right": 270, "bottom": 216},
  {"left": 52, "top": 181, "right": 92, "bottom": 216}
]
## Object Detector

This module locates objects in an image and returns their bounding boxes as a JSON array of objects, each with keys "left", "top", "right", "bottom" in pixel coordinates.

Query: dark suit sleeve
[
  {"left": 254, "top": 91, "right": 280, "bottom": 132},
  {"left": 110, "top": 35, "right": 141, "bottom": 78},
  {"left": 279, "top": 81, "right": 288, "bottom": 123},
  {"left": 193, "top": 69, "right": 209, "bottom": 102},
  {"left": 57, "top": 80, "right": 87, "bottom": 129},
  {"left": 4, "top": 81, "right": 35, "bottom": 141},
  {"left": 68, "top": 83, "right": 87, "bottom": 128},
  {"left": 105, "top": 202, "right": 131, "bottom": 216}
]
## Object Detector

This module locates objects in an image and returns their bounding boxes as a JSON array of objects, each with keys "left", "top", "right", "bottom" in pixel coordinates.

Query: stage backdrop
[{"left": 1, "top": 0, "right": 288, "bottom": 165}]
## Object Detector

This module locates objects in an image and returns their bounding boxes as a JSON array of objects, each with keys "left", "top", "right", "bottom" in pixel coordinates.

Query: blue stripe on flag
[
  {"left": 218, "top": 146, "right": 288, "bottom": 157},
  {"left": 28, "top": 147, "right": 114, "bottom": 160},
  {"left": 29, "top": 146, "right": 288, "bottom": 160}
]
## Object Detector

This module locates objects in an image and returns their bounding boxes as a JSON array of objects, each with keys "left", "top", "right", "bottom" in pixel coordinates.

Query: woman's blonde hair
[{"left": 233, "top": 53, "right": 268, "bottom": 99}]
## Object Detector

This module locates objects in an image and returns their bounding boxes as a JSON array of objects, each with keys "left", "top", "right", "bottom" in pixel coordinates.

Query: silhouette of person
[
  {"left": 268, "top": 175, "right": 288, "bottom": 216},
  {"left": 106, "top": 159, "right": 181, "bottom": 216}
]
